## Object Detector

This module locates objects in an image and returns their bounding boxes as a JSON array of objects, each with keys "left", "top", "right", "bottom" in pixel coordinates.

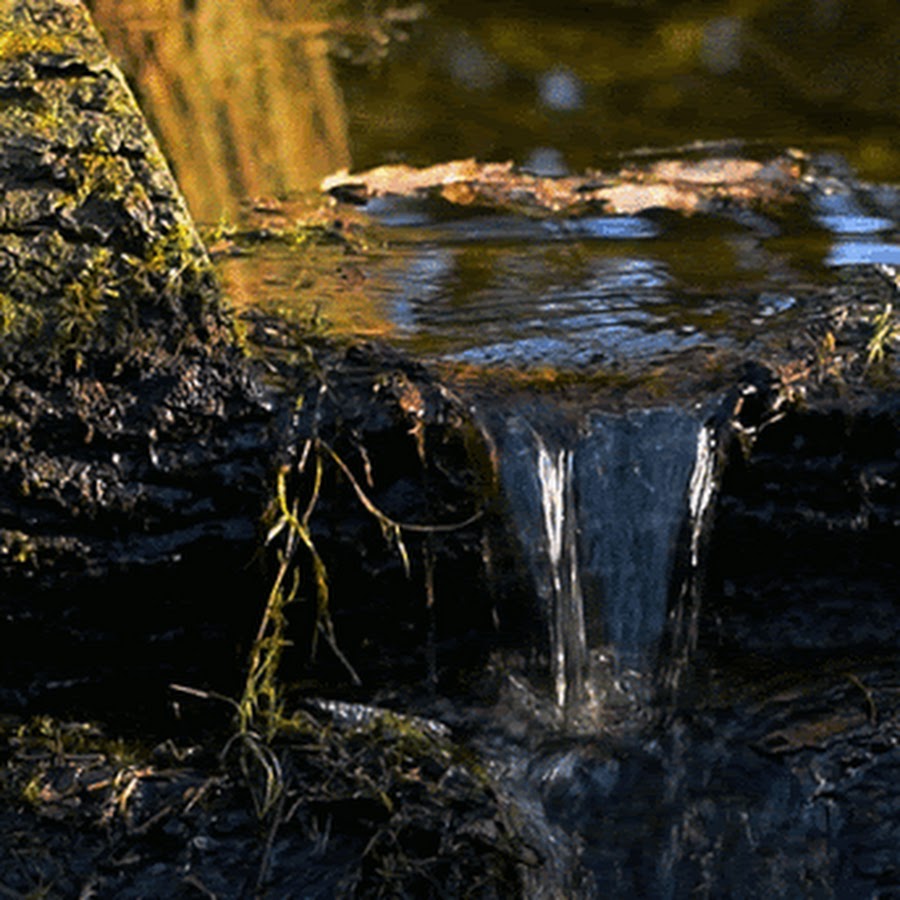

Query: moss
[
  {"left": 0, "top": 290, "right": 43, "bottom": 346},
  {"left": 9, "top": 715, "right": 143, "bottom": 766},
  {"left": 144, "top": 222, "right": 202, "bottom": 275},
  {"left": 0, "top": 291, "right": 20, "bottom": 338},
  {"left": 55, "top": 247, "right": 116, "bottom": 363},
  {"left": 0, "top": 30, "right": 66, "bottom": 62},
  {"left": 0, "top": 99, "right": 65, "bottom": 141},
  {"left": 73, "top": 151, "right": 134, "bottom": 204}
]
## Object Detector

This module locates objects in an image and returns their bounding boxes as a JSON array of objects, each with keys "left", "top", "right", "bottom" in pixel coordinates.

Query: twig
[
  {"left": 169, "top": 683, "right": 241, "bottom": 715},
  {"left": 320, "top": 439, "right": 482, "bottom": 532},
  {"left": 183, "top": 775, "right": 223, "bottom": 815},
  {"left": 182, "top": 874, "right": 219, "bottom": 899},
  {"left": 845, "top": 673, "right": 878, "bottom": 723},
  {"left": 130, "top": 802, "right": 176, "bottom": 836}
]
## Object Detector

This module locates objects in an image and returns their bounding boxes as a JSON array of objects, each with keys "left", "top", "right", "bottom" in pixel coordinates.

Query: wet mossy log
[
  {"left": 0, "top": 0, "right": 284, "bottom": 701},
  {"left": 0, "top": 1, "right": 494, "bottom": 705},
  {"left": 0, "top": 0, "right": 232, "bottom": 359}
]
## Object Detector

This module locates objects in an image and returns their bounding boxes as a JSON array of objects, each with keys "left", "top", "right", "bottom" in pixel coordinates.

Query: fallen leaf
[{"left": 323, "top": 153, "right": 803, "bottom": 218}]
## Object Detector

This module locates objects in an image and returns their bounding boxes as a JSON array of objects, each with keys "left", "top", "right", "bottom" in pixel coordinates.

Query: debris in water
[{"left": 323, "top": 154, "right": 804, "bottom": 217}]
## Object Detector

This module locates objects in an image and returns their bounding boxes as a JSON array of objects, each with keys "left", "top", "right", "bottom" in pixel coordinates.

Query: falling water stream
[{"left": 491, "top": 404, "right": 721, "bottom": 713}]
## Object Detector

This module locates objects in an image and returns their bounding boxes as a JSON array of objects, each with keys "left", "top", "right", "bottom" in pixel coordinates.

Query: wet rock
[
  {"left": 706, "top": 400, "right": 900, "bottom": 656},
  {"left": 281, "top": 342, "right": 500, "bottom": 688}
]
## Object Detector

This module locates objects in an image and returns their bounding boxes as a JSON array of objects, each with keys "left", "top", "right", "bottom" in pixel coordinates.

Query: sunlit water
[
  {"left": 219, "top": 189, "right": 900, "bottom": 372},
  {"left": 88, "top": 0, "right": 900, "bottom": 373}
]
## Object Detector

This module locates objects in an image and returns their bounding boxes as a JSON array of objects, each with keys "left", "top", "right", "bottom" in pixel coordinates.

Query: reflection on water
[
  {"left": 218, "top": 188, "right": 899, "bottom": 371},
  {"left": 89, "top": 0, "right": 900, "bottom": 369},
  {"left": 89, "top": 0, "right": 900, "bottom": 222},
  {"left": 342, "top": 1, "right": 900, "bottom": 183},
  {"left": 89, "top": 0, "right": 350, "bottom": 222}
]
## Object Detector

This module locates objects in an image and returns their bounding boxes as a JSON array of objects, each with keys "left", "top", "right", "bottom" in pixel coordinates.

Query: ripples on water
[{"left": 220, "top": 189, "right": 899, "bottom": 371}]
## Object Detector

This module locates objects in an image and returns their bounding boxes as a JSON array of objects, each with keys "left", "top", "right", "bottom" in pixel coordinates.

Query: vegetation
[
  {"left": 0, "top": 30, "right": 66, "bottom": 60},
  {"left": 866, "top": 302, "right": 897, "bottom": 369}
]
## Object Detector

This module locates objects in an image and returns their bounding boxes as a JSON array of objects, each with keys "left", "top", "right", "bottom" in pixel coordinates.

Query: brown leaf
[{"left": 323, "top": 153, "right": 802, "bottom": 217}]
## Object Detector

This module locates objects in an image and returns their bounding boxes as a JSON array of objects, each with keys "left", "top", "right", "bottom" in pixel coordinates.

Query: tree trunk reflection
[{"left": 90, "top": 0, "right": 350, "bottom": 222}]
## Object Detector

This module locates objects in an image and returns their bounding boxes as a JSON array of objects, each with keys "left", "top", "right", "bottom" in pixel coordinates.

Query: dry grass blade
[
  {"left": 320, "top": 440, "right": 482, "bottom": 533},
  {"left": 866, "top": 302, "right": 896, "bottom": 368}
]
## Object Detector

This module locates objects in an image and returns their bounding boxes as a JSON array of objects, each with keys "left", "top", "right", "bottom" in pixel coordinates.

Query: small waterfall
[
  {"left": 492, "top": 403, "right": 721, "bottom": 707},
  {"left": 661, "top": 421, "right": 719, "bottom": 694},
  {"left": 536, "top": 438, "right": 588, "bottom": 707},
  {"left": 575, "top": 409, "right": 714, "bottom": 671},
  {"left": 493, "top": 417, "right": 588, "bottom": 707}
]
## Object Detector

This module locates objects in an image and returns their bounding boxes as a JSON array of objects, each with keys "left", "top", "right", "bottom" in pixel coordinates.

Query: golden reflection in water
[{"left": 89, "top": 0, "right": 350, "bottom": 224}]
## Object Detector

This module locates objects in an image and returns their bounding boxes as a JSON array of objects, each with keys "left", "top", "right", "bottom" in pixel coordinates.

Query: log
[{"left": 0, "top": 0, "right": 282, "bottom": 706}]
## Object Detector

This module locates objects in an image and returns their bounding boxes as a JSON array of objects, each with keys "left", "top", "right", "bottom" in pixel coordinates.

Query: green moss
[
  {"left": 0, "top": 291, "right": 20, "bottom": 338},
  {"left": 0, "top": 290, "right": 43, "bottom": 345},
  {"left": 0, "top": 31, "right": 66, "bottom": 62},
  {"left": 12, "top": 715, "right": 142, "bottom": 765},
  {"left": 142, "top": 222, "right": 214, "bottom": 299},
  {"left": 0, "top": 99, "right": 65, "bottom": 141},
  {"left": 73, "top": 151, "right": 134, "bottom": 204},
  {"left": 55, "top": 248, "right": 116, "bottom": 361}
]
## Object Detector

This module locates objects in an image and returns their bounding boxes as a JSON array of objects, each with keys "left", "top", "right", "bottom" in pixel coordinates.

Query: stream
[{"left": 67, "top": 1, "right": 900, "bottom": 895}]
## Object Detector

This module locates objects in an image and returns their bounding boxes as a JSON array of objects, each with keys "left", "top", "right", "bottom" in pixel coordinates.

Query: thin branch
[{"left": 320, "top": 439, "right": 482, "bottom": 533}]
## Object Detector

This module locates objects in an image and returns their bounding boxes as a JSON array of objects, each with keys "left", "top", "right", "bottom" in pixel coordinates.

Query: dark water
[
  {"left": 88, "top": 0, "right": 900, "bottom": 372},
  {"left": 339, "top": 1, "right": 900, "bottom": 184},
  {"left": 215, "top": 182, "right": 900, "bottom": 373},
  {"left": 91, "top": 0, "right": 900, "bottom": 205}
]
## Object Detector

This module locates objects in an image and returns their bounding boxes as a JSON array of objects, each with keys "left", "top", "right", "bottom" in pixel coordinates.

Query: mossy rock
[{"left": 0, "top": 0, "right": 233, "bottom": 370}]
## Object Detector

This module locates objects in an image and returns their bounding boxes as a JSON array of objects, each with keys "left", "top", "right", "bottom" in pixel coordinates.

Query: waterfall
[
  {"left": 492, "top": 416, "right": 588, "bottom": 707},
  {"left": 492, "top": 403, "right": 720, "bottom": 707},
  {"left": 575, "top": 409, "right": 714, "bottom": 671},
  {"left": 661, "top": 421, "right": 719, "bottom": 693},
  {"left": 536, "top": 437, "right": 588, "bottom": 707}
]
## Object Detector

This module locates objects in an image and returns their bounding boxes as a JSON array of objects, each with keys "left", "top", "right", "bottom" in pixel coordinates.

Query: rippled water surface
[
  {"left": 87, "top": 0, "right": 900, "bottom": 371},
  {"left": 216, "top": 188, "right": 899, "bottom": 370}
]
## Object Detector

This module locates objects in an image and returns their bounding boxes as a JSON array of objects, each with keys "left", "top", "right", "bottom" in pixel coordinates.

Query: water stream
[
  {"left": 81, "top": 3, "right": 900, "bottom": 894},
  {"left": 492, "top": 403, "right": 721, "bottom": 712}
]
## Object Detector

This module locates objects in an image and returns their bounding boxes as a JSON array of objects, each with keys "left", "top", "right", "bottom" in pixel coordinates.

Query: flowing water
[
  {"left": 86, "top": 2, "right": 900, "bottom": 894},
  {"left": 490, "top": 403, "right": 721, "bottom": 710}
]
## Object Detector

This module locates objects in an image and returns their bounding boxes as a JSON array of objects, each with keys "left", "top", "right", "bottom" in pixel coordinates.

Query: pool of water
[
  {"left": 216, "top": 181, "right": 899, "bottom": 372},
  {"left": 88, "top": 0, "right": 900, "bottom": 208},
  {"left": 87, "top": 0, "right": 900, "bottom": 373}
]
